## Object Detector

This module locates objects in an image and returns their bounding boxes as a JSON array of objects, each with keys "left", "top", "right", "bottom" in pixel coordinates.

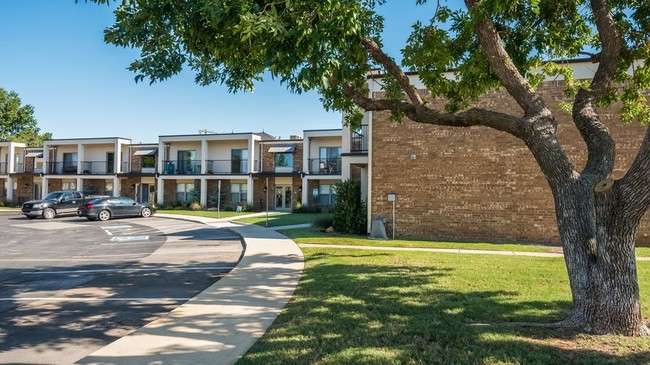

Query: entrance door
[
  {"left": 138, "top": 183, "right": 150, "bottom": 203},
  {"left": 275, "top": 185, "right": 292, "bottom": 210},
  {"left": 33, "top": 183, "right": 41, "bottom": 200}
]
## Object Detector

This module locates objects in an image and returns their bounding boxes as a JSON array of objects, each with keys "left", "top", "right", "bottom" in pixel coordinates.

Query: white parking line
[
  {"left": 22, "top": 266, "right": 236, "bottom": 275},
  {"left": 102, "top": 225, "right": 132, "bottom": 229},
  {"left": 0, "top": 297, "right": 191, "bottom": 302},
  {"left": 109, "top": 236, "right": 149, "bottom": 242}
]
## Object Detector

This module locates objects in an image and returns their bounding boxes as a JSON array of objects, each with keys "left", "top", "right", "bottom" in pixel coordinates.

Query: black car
[
  {"left": 22, "top": 191, "right": 86, "bottom": 219},
  {"left": 77, "top": 196, "right": 156, "bottom": 221}
]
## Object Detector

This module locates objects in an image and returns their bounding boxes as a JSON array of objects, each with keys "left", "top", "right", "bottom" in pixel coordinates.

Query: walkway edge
[{"left": 79, "top": 214, "right": 304, "bottom": 365}]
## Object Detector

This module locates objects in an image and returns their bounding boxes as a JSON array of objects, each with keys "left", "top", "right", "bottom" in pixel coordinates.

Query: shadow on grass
[{"left": 239, "top": 251, "right": 650, "bottom": 365}]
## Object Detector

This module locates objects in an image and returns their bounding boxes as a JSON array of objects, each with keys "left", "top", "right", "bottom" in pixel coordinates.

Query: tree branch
[
  {"left": 618, "top": 127, "right": 650, "bottom": 223},
  {"left": 360, "top": 37, "right": 423, "bottom": 107},
  {"left": 572, "top": 0, "right": 621, "bottom": 184},
  {"left": 341, "top": 81, "right": 527, "bottom": 139},
  {"left": 464, "top": 0, "right": 548, "bottom": 117}
]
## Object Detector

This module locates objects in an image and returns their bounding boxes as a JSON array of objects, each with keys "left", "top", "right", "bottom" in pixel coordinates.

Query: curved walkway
[{"left": 79, "top": 214, "right": 304, "bottom": 365}]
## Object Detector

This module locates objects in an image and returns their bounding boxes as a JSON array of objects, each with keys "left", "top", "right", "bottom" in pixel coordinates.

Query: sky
[{"left": 0, "top": 1, "right": 439, "bottom": 144}]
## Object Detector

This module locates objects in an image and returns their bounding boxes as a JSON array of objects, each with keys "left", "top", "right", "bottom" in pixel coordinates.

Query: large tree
[
  {"left": 0, "top": 88, "right": 51, "bottom": 146},
  {"left": 90, "top": 0, "right": 650, "bottom": 335}
]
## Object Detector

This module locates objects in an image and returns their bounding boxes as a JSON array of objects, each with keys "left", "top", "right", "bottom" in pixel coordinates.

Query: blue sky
[{"left": 0, "top": 1, "right": 438, "bottom": 143}]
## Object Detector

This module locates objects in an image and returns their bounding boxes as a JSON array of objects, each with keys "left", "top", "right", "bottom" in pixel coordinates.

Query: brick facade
[
  {"left": 120, "top": 177, "right": 141, "bottom": 197},
  {"left": 206, "top": 179, "right": 232, "bottom": 208},
  {"left": 261, "top": 142, "right": 304, "bottom": 172},
  {"left": 15, "top": 177, "right": 33, "bottom": 204},
  {"left": 370, "top": 80, "right": 650, "bottom": 245},
  {"left": 83, "top": 179, "right": 106, "bottom": 196},
  {"left": 0, "top": 179, "right": 5, "bottom": 203},
  {"left": 163, "top": 179, "right": 176, "bottom": 204},
  {"left": 48, "top": 179, "right": 62, "bottom": 193}
]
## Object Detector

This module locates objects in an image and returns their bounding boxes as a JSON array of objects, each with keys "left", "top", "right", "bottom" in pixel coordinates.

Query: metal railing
[
  {"left": 351, "top": 124, "right": 369, "bottom": 153},
  {"left": 309, "top": 158, "right": 342, "bottom": 175},
  {"left": 206, "top": 159, "right": 249, "bottom": 174},
  {"left": 81, "top": 161, "right": 114, "bottom": 174},
  {"left": 0, "top": 162, "right": 6, "bottom": 174},
  {"left": 47, "top": 162, "right": 77, "bottom": 174},
  {"left": 162, "top": 160, "right": 202, "bottom": 175}
]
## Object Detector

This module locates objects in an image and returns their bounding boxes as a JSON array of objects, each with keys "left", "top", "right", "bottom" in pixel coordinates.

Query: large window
[
  {"left": 62, "top": 181, "right": 77, "bottom": 191},
  {"left": 274, "top": 153, "right": 293, "bottom": 169},
  {"left": 141, "top": 155, "right": 156, "bottom": 169},
  {"left": 176, "top": 183, "right": 195, "bottom": 202},
  {"left": 105, "top": 182, "right": 114, "bottom": 196},
  {"left": 230, "top": 183, "right": 248, "bottom": 204},
  {"left": 63, "top": 153, "right": 78, "bottom": 172},
  {"left": 318, "top": 184, "right": 337, "bottom": 205},
  {"left": 177, "top": 150, "right": 197, "bottom": 174},
  {"left": 319, "top": 147, "right": 342, "bottom": 174},
  {"left": 231, "top": 149, "right": 248, "bottom": 173}
]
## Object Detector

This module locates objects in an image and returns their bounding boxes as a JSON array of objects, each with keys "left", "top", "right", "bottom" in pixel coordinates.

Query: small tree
[
  {"left": 208, "top": 184, "right": 226, "bottom": 208},
  {"left": 332, "top": 179, "right": 367, "bottom": 234}
]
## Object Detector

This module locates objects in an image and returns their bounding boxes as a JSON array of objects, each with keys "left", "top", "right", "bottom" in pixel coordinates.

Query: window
[
  {"left": 176, "top": 183, "right": 195, "bottom": 202},
  {"left": 106, "top": 152, "right": 115, "bottom": 173},
  {"left": 177, "top": 150, "right": 197, "bottom": 174},
  {"left": 274, "top": 153, "right": 293, "bottom": 169},
  {"left": 319, "top": 147, "right": 342, "bottom": 174},
  {"left": 318, "top": 184, "right": 337, "bottom": 205},
  {"left": 230, "top": 183, "right": 248, "bottom": 203},
  {"left": 141, "top": 155, "right": 156, "bottom": 169},
  {"left": 62, "top": 182, "right": 77, "bottom": 191},
  {"left": 63, "top": 153, "right": 78, "bottom": 172},
  {"left": 231, "top": 149, "right": 248, "bottom": 173},
  {"left": 105, "top": 182, "right": 114, "bottom": 196}
]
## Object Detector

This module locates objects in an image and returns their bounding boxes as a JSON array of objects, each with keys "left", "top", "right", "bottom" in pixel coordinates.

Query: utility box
[{"left": 369, "top": 218, "right": 388, "bottom": 240}]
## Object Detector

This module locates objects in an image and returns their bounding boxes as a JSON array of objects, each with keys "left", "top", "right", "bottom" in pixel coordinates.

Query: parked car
[
  {"left": 22, "top": 191, "right": 86, "bottom": 219},
  {"left": 77, "top": 196, "right": 156, "bottom": 221}
]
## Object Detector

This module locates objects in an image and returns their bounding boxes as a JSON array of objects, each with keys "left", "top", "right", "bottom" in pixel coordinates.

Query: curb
[{"left": 79, "top": 214, "right": 304, "bottom": 365}]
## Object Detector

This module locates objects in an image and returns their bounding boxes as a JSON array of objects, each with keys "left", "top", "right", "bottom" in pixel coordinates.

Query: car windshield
[{"left": 43, "top": 192, "right": 64, "bottom": 200}]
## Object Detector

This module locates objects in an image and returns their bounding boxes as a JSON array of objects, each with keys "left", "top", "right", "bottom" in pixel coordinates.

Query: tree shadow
[{"left": 238, "top": 252, "right": 650, "bottom": 365}]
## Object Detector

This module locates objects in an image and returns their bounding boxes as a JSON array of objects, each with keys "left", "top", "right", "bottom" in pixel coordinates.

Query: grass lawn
[
  {"left": 157, "top": 209, "right": 249, "bottom": 219},
  {"left": 282, "top": 227, "right": 557, "bottom": 253},
  {"left": 239, "top": 248, "right": 650, "bottom": 365},
  {"left": 234, "top": 212, "right": 330, "bottom": 227}
]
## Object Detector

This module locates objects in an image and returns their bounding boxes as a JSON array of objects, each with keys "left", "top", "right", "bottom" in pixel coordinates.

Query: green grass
[
  {"left": 281, "top": 227, "right": 557, "bottom": 253},
  {"left": 157, "top": 209, "right": 248, "bottom": 219},
  {"left": 234, "top": 212, "right": 330, "bottom": 227},
  {"left": 239, "top": 248, "right": 650, "bottom": 365},
  {"left": 637, "top": 247, "right": 650, "bottom": 257}
]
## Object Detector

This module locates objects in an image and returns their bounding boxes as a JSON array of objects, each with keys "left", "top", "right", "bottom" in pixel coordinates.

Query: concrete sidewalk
[{"left": 79, "top": 215, "right": 304, "bottom": 365}]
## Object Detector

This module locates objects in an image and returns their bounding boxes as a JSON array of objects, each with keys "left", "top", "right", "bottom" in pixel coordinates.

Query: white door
[{"left": 274, "top": 185, "right": 292, "bottom": 210}]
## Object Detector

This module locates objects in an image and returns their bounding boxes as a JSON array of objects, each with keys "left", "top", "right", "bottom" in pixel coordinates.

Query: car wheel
[
  {"left": 97, "top": 210, "right": 111, "bottom": 221},
  {"left": 43, "top": 208, "right": 55, "bottom": 219},
  {"left": 26, "top": 215, "right": 36, "bottom": 220},
  {"left": 141, "top": 207, "right": 152, "bottom": 218}
]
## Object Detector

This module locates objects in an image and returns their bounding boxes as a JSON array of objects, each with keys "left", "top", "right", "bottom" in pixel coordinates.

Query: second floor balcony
[
  {"left": 162, "top": 160, "right": 201, "bottom": 175},
  {"left": 46, "top": 161, "right": 117, "bottom": 175},
  {"left": 0, "top": 162, "right": 6, "bottom": 174},
  {"left": 13, "top": 163, "right": 44, "bottom": 174},
  {"left": 206, "top": 159, "right": 249, "bottom": 174},
  {"left": 351, "top": 124, "right": 369, "bottom": 153},
  {"left": 308, "top": 158, "right": 342, "bottom": 175}
]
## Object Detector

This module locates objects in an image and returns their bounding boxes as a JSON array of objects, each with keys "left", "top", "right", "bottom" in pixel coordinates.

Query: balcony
[
  {"left": 81, "top": 161, "right": 116, "bottom": 174},
  {"left": 0, "top": 162, "right": 6, "bottom": 174},
  {"left": 47, "top": 162, "right": 78, "bottom": 175},
  {"left": 162, "top": 160, "right": 201, "bottom": 175},
  {"left": 309, "top": 158, "right": 342, "bottom": 175},
  {"left": 350, "top": 124, "right": 368, "bottom": 153},
  {"left": 206, "top": 159, "right": 249, "bottom": 174},
  {"left": 13, "top": 163, "right": 42, "bottom": 174}
]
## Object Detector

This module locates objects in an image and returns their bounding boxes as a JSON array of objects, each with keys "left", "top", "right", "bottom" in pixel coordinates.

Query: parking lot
[{"left": 0, "top": 212, "right": 244, "bottom": 364}]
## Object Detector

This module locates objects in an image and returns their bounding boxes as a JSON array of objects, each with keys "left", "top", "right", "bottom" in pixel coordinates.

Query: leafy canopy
[
  {"left": 0, "top": 88, "right": 51, "bottom": 147},
  {"left": 89, "top": 0, "right": 650, "bottom": 125}
]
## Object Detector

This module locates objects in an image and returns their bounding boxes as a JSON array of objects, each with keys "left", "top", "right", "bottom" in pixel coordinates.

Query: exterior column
[
  {"left": 200, "top": 178, "right": 208, "bottom": 207},
  {"left": 246, "top": 176, "right": 254, "bottom": 205},
  {"left": 7, "top": 144, "right": 16, "bottom": 174},
  {"left": 6, "top": 176, "right": 13, "bottom": 202},
  {"left": 303, "top": 138, "right": 309, "bottom": 173},
  {"left": 201, "top": 139, "right": 208, "bottom": 174},
  {"left": 43, "top": 145, "right": 50, "bottom": 174},
  {"left": 76, "top": 177, "right": 83, "bottom": 192},
  {"left": 113, "top": 177, "right": 121, "bottom": 197},
  {"left": 157, "top": 177, "right": 164, "bottom": 206},
  {"left": 115, "top": 142, "right": 122, "bottom": 174},
  {"left": 158, "top": 141, "right": 165, "bottom": 174},
  {"left": 301, "top": 177, "right": 308, "bottom": 206},
  {"left": 42, "top": 176, "right": 48, "bottom": 196},
  {"left": 248, "top": 136, "right": 256, "bottom": 173},
  {"left": 77, "top": 143, "right": 84, "bottom": 174}
]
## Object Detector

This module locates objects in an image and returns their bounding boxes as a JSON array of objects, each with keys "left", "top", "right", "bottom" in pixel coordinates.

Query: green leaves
[{"left": 0, "top": 88, "right": 50, "bottom": 146}]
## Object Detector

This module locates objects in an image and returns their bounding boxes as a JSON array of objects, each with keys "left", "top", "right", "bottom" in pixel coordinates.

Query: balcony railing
[
  {"left": 13, "top": 163, "right": 44, "bottom": 173},
  {"left": 162, "top": 160, "right": 201, "bottom": 175},
  {"left": 0, "top": 162, "right": 6, "bottom": 174},
  {"left": 351, "top": 124, "right": 368, "bottom": 153},
  {"left": 47, "top": 162, "right": 78, "bottom": 174},
  {"left": 206, "top": 159, "right": 249, "bottom": 174},
  {"left": 81, "top": 161, "right": 116, "bottom": 174},
  {"left": 309, "top": 158, "right": 342, "bottom": 175}
]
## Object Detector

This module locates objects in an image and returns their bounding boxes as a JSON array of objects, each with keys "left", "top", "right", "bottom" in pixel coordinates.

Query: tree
[
  {"left": 0, "top": 88, "right": 51, "bottom": 146},
  {"left": 89, "top": 0, "right": 650, "bottom": 335},
  {"left": 332, "top": 179, "right": 367, "bottom": 234}
]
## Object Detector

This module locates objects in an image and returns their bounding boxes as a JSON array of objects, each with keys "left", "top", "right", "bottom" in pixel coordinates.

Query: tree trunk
[{"left": 553, "top": 181, "right": 650, "bottom": 336}]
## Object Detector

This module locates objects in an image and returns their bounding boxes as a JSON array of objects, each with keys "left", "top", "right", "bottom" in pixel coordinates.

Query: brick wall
[
  {"left": 261, "top": 143, "right": 303, "bottom": 172},
  {"left": 371, "top": 80, "right": 650, "bottom": 245},
  {"left": 25, "top": 157, "right": 34, "bottom": 172},
  {"left": 83, "top": 179, "right": 105, "bottom": 196},
  {"left": 0, "top": 179, "right": 5, "bottom": 203},
  {"left": 206, "top": 179, "right": 232, "bottom": 208},
  {"left": 163, "top": 180, "right": 176, "bottom": 205},
  {"left": 120, "top": 177, "right": 141, "bottom": 197},
  {"left": 48, "top": 179, "right": 62, "bottom": 193},
  {"left": 15, "top": 177, "right": 33, "bottom": 204}
]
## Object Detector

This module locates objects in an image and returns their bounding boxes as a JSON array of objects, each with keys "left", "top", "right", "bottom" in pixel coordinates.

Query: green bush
[
  {"left": 293, "top": 205, "right": 322, "bottom": 213},
  {"left": 314, "top": 215, "right": 334, "bottom": 229},
  {"left": 332, "top": 179, "right": 367, "bottom": 234},
  {"left": 189, "top": 201, "right": 202, "bottom": 211}
]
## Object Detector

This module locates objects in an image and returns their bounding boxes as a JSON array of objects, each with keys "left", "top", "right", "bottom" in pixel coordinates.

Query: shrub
[
  {"left": 189, "top": 201, "right": 202, "bottom": 211},
  {"left": 332, "top": 179, "right": 367, "bottom": 234},
  {"left": 293, "top": 205, "right": 322, "bottom": 213},
  {"left": 314, "top": 215, "right": 334, "bottom": 230}
]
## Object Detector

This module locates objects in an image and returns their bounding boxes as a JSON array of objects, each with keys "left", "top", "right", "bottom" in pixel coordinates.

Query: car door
[
  {"left": 59, "top": 193, "right": 77, "bottom": 213},
  {"left": 119, "top": 197, "right": 140, "bottom": 217}
]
